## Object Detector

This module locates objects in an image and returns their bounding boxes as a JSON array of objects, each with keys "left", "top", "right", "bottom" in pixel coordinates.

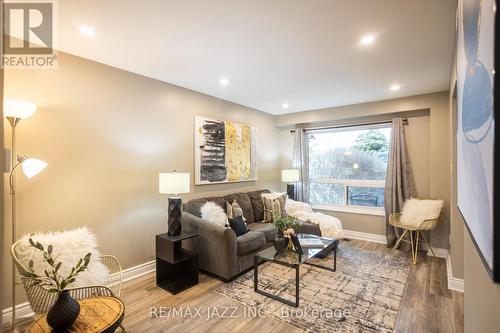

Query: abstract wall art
[
  {"left": 457, "top": 0, "right": 499, "bottom": 282},
  {"left": 194, "top": 116, "right": 257, "bottom": 184}
]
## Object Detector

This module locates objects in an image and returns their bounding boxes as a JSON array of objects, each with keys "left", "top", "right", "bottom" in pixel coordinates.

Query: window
[{"left": 307, "top": 124, "right": 391, "bottom": 215}]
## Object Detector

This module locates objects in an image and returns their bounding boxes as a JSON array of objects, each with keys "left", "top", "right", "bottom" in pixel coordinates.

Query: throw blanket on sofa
[{"left": 285, "top": 199, "right": 344, "bottom": 239}]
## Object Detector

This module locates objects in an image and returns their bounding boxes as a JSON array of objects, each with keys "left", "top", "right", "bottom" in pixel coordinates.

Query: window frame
[{"left": 306, "top": 123, "right": 390, "bottom": 216}]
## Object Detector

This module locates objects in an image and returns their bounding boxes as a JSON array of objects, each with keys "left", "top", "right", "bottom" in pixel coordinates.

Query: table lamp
[
  {"left": 159, "top": 171, "right": 190, "bottom": 236},
  {"left": 282, "top": 169, "right": 299, "bottom": 200}
]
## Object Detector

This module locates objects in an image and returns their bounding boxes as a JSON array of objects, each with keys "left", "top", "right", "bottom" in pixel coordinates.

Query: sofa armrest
[{"left": 181, "top": 212, "right": 238, "bottom": 280}]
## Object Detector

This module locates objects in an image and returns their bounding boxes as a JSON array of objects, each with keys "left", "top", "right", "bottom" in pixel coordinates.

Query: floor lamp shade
[
  {"left": 159, "top": 172, "right": 190, "bottom": 236},
  {"left": 20, "top": 157, "right": 48, "bottom": 178},
  {"left": 4, "top": 99, "right": 37, "bottom": 119}
]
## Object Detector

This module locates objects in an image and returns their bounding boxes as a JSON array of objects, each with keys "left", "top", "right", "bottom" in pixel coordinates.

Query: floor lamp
[{"left": 4, "top": 99, "right": 47, "bottom": 332}]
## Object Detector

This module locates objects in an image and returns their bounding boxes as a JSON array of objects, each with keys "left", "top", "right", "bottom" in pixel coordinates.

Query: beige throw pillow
[
  {"left": 226, "top": 200, "right": 246, "bottom": 222},
  {"left": 261, "top": 192, "right": 287, "bottom": 222}
]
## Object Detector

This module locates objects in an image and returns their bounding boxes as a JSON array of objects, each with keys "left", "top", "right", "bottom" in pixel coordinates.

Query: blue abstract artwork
[{"left": 457, "top": 0, "right": 497, "bottom": 279}]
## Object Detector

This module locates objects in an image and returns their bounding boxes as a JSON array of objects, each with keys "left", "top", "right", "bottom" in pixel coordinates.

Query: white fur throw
[
  {"left": 201, "top": 202, "right": 228, "bottom": 227},
  {"left": 400, "top": 198, "right": 444, "bottom": 227},
  {"left": 285, "top": 199, "right": 344, "bottom": 239},
  {"left": 16, "top": 227, "right": 109, "bottom": 288}
]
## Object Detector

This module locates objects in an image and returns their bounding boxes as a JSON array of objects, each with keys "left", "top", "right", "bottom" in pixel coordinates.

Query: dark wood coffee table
[{"left": 253, "top": 233, "right": 339, "bottom": 307}]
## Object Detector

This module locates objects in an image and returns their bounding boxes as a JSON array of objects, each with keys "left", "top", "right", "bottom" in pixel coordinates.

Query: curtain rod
[{"left": 290, "top": 118, "right": 408, "bottom": 133}]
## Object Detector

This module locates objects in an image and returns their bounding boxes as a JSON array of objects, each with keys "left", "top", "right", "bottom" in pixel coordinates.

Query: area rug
[{"left": 216, "top": 240, "right": 410, "bottom": 332}]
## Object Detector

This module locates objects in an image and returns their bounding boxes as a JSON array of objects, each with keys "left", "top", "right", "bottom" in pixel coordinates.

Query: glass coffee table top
[
  {"left": 255, "top": 233, "right": 339, "bottom": 266},
  {"left": 253, "top": 233, "right": 339, "bottom": 307}
]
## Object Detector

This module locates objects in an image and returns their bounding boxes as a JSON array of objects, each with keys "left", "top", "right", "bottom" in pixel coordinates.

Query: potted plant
[
  {"left": 21, "top": 238, "right": 91, "bottom": 330},
  {"left": 273, "top": 214, "right": 298, "bottom": 253}
]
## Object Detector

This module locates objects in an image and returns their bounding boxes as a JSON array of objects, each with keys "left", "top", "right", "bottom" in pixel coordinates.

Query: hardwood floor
[{"left": 7, "top": 240, "right": 463, "bottom": 333}]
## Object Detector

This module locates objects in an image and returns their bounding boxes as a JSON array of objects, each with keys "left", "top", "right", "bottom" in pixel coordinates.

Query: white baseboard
[
  {"left": 120, "top": 259, "right": 156, "bottom": 283},
  {"left": 427, "top": 247, "right": 464, "bottom": 293},
  {"left": 343, "top": 229, "right": 387, "bottom": 244},
  {"left": 2, "top": 259, "right": 157, "bottom": 324},
  {"left": 446, "top": 253, "right": 464, "bottom": 293},
  {"left": 2, "top": 302, "right": 34, "bottom": 325}
]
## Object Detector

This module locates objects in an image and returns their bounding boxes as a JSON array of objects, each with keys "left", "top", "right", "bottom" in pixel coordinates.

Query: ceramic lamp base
[
  {"left": 168, "top": 197, "right": 182, "bottom": 236},
  {"left": 286, "top": 183, "right": 295, "bottom": 201}
]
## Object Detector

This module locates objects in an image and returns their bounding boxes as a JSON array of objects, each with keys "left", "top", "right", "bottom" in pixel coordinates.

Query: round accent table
[{"left": 27, "top": 296, "right": 125, "bottom": 333}]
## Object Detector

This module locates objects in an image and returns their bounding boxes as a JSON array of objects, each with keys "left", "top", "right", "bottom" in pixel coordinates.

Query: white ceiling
[{"left": 55, "top": 0, "right": 456, "bottom": 115}]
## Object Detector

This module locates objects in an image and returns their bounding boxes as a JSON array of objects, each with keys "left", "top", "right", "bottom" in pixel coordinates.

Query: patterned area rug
[{"left": 216, "top": 240, "right": 410, "bottom": 332}]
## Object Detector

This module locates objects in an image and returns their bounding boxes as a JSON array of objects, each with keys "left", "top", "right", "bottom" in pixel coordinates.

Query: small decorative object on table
[
  {"left": 21, "top": 238, "right": 91, "bottom": 330},
  {"left": 273, "top": 214, "right": 298, "bottom": 253},
  {"left": 159, "top": 171, "right": 190, "bottom": 236}
]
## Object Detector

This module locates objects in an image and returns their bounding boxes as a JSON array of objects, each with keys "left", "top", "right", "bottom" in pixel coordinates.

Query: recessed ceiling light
[
  {"left": 282, "top": 103, "right": 289, "bottom": 109},
  {"left": 390, "top": 84, "right": 401, "bottom": 91},
  {"left": 219, "top": 78, "right": 229, "bottom": 86},
  {"left": 360, "top": 35, "right": 375, "bottom": 46},
  {"left": 79, "top": 26, "right": 95, "bottom": 37},
  {"left": 353, "top": 163, "right": 359, "bottom": 169}
]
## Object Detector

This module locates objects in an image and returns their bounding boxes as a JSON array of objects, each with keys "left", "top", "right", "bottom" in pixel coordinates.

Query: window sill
[{"left": 311, "top": 204, "right": 386, "bottom": 217}]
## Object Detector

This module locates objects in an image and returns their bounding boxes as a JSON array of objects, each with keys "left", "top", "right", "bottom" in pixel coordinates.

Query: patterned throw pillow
[
  {"left": 261, "top": 193, "right": 287, "bottom": 222},
  {"left": 226, "top": 200, "right": 246, "bottom": 222}
]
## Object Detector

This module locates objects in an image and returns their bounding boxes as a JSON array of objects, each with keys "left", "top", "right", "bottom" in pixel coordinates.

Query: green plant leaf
[{"left": 47, "top": 245, "right": 53, "bottom": 254}]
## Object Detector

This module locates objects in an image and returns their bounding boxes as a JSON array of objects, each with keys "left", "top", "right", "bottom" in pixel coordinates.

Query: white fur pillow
[
  {"left": 400, "top": 198, "right": 444, "bottom": 227},
  {"left": 201, "top": 202, "right": 228, "bottom": 227},
  {"left": 15, "top": 227, "right": 109, "bottom": 288}
]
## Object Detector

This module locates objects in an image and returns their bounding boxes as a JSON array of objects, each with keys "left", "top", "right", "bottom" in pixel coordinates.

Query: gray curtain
[
  {"left": 292, "top": 128, "right": 309, "bottom": 202},
  {"left": 384, "top": 117, "right": 417, "bottom": 245}
]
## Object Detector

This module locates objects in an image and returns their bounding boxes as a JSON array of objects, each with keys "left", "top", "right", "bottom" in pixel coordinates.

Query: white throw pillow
[
  {"left": 400, "top": 198, "right": 443, "bottom": 227},
  {"left": 201, "top": 202, "right": 229, "bottom": 227},
  {"left": 15, "top": 227, "right": 109, "bottom": 288}
]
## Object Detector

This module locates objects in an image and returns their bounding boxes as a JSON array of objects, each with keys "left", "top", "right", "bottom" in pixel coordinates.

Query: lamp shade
[
  {"left": 4, "top": 99, "right": 37, "bottom": 119},
  {"left": 159, "top": 172, "right": 190, "bottom": 195},
  {"left": 282, "top": 169, "right": 299, "bottom": 183},
  {"left": 20, "top": 158, "right": 47, "bottom": 178}
]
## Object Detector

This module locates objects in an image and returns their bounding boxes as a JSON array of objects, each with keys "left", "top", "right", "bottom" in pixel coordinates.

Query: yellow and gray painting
[{"left": 195, "top": 117, "right": 257, "bottom": 184}]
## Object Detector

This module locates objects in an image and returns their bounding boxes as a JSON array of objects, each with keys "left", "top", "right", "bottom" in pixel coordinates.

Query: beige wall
[
  {"left": 278, "top": 93, "right": 448, "bottom": 247},
  {"left": 2, "top": 52, "right": 281, "bottom": 305},
  {"left": 464, "top": 231, "right": 500, "bottom": 333}
]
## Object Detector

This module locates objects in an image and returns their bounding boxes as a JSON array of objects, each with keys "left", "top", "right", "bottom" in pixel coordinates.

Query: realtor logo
[{"left": 2, "top": 0, "right": 57, "bottom": 68}]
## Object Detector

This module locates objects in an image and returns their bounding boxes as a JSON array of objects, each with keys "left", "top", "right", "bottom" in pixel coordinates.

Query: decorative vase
[
  {"left": 273, "top": 237, "right": 288, "bottom": 253},
  {"left": 47, "top": 290, "right": 80, "bottom": 330}
]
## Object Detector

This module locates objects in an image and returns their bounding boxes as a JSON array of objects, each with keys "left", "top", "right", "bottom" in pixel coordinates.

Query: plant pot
[
  {"left": 273, "top": 237, "right": 288, "bottom": 253},
  {"left": 47, "top": 290, "right": 80, "bottom": 330}
]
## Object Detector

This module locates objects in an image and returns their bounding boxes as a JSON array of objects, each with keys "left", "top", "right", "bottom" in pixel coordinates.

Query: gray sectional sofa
[{"left": 181, "top": 189, "right": 321, "bottom": 281}]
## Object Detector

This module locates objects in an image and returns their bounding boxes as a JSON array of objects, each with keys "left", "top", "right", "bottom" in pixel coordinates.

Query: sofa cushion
[
  {"left": 224, "top": 193, "right": 255, "bottom": 224},
  {"left": 186, "top": 196, "right": 226, "bottom": 218},
  {"left": 247, "top": 189, "right": 270, "bottom": 222},
  {"left": 236, "top": 231, "right": 266, "bottom": 256},
  {"left": 247, "top": 222, "right": 277, "bottom": 242}
]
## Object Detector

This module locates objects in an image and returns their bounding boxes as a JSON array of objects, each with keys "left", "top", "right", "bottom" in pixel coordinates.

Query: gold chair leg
[
  {"left": 409, "top": 230, "right": 416, "bottom": 265},
  {"left": 390, "top": 229, "right": 409, "bottom": 255},
  {"left": 414, "top": 230, "right": 420, "bottom": 264},
  {"left": 420, "top": 231, "right": 437, "bottom": 258}
]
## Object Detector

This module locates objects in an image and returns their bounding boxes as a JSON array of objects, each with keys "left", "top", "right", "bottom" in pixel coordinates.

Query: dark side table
[{"left": 155, "top": 232, "right": 199, "bottom": 294}]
